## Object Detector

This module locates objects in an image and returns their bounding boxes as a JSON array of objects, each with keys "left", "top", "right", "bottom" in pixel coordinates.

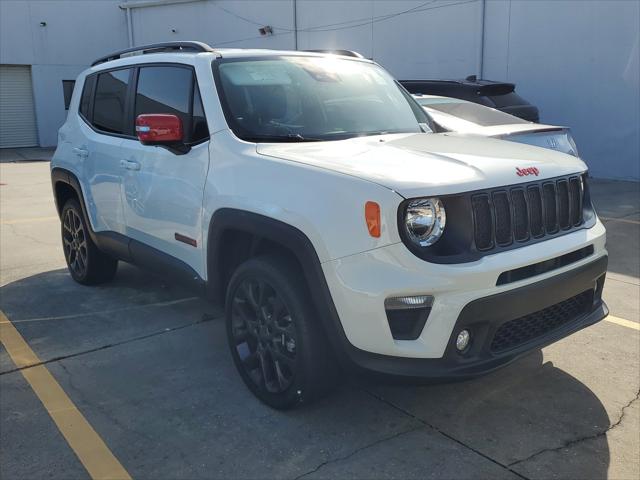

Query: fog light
[{"left": 456, "top": 329, "right": 471, "bottom": 351}]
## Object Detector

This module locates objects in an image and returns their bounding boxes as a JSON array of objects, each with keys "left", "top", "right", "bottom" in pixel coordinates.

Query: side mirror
[{"left": 135, "top": 114, "right": 184, "bottom": 145}]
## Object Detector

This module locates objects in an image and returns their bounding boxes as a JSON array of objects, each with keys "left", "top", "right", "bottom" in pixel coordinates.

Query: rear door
[
  {"left": 77, "top": 68, "right": 133, "bottom": 234},
  {"left": 119, "top": 64, "right": 210, "bottom": 277}
]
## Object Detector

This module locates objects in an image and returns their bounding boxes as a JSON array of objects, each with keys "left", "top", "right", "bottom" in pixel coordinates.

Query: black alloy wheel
[
  {"left": 230, "top": 278, "right": 297, "bottom": 394},
  {"left": 60, "top": 199, "right": 118, "bottom": 285},
  {"left": 225, "top": 255, "right": 336, "bottom": 409},
  {"left": 62, "top": 207, "right": 88, "bottom": 278}
]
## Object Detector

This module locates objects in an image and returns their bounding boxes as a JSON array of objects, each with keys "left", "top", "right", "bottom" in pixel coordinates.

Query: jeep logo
[{"left": 516, "top": 167, "right": 540, "bottom": 177}]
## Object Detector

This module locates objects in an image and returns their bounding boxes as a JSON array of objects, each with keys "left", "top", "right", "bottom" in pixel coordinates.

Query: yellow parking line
[
  {"left": 604, "top": 314, "right": 639, "bottom": 331},
  {"left": 0, "top": 310, "right": 132, "bottom": 480},
  {"left": 0, "top": 296, "right": 200, "bottom": 325},
  {"left": 600, "top": 216, "right": 640, "bottom": 225},
  {"left": 1, "top": 215, "right": 59, "bottom": 225}
]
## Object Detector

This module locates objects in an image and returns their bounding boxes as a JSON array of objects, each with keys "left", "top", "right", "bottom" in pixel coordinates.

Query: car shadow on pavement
[
  {"left": 356, "top": 350, "right": 612, "bottom": 478},
  {"left": 0, "top": 267, "right": 611, "bottom": 479}
]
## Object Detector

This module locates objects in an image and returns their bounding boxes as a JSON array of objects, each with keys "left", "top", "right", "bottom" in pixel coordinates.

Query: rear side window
[
  {"left": 79, "top": 75, "right": 95, "bottom": 119},
  {"left": 135, "top": 65, "right": 209, "bottom": 144},
  {"left": 62, "top": 80, "right": 75, "bottom": 110},
  {"left": 93, "top": 69, "right": 131, "bottom": 134}
]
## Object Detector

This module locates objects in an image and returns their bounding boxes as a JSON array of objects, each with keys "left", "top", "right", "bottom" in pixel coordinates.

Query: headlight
[{"left": 404, "top": 198, "right": 446, "bottom": 247}]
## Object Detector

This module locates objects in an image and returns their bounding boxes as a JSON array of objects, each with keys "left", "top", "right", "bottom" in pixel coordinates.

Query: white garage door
[{"left": 0, "top": 65, "right": 38, "bottom": 148}]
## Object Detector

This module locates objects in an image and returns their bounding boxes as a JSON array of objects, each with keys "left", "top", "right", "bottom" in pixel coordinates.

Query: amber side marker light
[{"left": 365, "top": 201, "right": 381, "bottom": 238}]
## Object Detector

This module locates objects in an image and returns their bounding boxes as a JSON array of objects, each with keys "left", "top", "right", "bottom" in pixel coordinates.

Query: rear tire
[
  {"left": 61, "top": 199, "right": 118, "bottom": 285},
  {"left": 225, "top": 255, "right": 335, "bottom": 409}
]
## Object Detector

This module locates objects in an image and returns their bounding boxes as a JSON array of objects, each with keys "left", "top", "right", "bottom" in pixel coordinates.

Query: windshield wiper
[{"left": 241, "top": 133, "right": 323, "bottom": 143}]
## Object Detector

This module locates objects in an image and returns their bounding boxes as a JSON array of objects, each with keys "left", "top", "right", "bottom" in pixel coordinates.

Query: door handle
[
  {"left": 73, "top": 147, "right": 89, "bottom": 158},
  {"left": 120, "top": 159, "right": 141, "bottom": 171}
]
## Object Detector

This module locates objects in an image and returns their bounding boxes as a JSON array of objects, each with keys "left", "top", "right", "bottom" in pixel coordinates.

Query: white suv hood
[{"left": 257, "top": 132, "right": 587, "bottom": 198}]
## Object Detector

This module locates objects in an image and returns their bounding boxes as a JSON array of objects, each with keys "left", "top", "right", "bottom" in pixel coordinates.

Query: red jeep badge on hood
[{"left": 516, "top": 167, "right": 540, "bottom": 177}]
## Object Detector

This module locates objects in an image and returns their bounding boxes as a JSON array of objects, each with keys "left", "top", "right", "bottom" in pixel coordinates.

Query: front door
[{"left": 119, "top": 64, "right": 210, "bottom": 278}]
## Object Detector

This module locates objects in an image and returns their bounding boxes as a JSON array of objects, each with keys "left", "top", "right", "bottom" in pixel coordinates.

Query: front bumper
[
  {"left": 342, "top": 256, "right": 607, "bottom": 380},
  {"left": 320, "top": 221, "right": 608, "bottom": 379}
]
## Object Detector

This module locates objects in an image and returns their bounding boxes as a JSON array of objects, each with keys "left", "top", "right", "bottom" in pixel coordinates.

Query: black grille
[
  {"left": 557, "top": 180, "right": 570, "bottom": 229},
  {"left": 542, "top": 182, "right": 558, "bottom": 233},
  {"left": 511, "top": 189, "right": 529, "bottom": 241},
  {"left": 490, "top": 290, "right": 592, "bottom": 353},
  {"left": 471, "top": 175, "right": 586, "bottom": 252},
  {"left": 528, "top": 186, "right": 544, "bottom": 237},
  {"left": 472, "top": 194, "right": 493, "bottom": 250},
  {"left": 492, "top": 191, "right": 512, "bottom": 246},
  {"left": 569, "top": 177, "right": 583, "bottom": 226}
]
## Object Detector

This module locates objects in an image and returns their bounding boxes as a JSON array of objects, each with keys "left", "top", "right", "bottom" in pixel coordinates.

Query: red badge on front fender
[{"left": 516, "top": 166, "right": 540, "bottom": 177}]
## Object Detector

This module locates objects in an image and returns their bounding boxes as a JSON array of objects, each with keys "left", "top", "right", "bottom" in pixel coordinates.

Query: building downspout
[
  {"left": 119, "top": 1, "right": 135, "bottom": 47},
  {"left": 292, "top": 0, "right": 298, "bottom": 50},
  {"left": 478, "top": 0, "right": 486, "bottom": 78},
  {"left": 125, "top": 6, "right": 134, "bottom": 47}
]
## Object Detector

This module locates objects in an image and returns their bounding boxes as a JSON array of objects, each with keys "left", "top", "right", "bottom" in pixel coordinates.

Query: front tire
[
  {"left": 225, "top": 255, "right": 335, "bottom": 409},
  {"left": 61, "top": 199, "right": 118, "bottom": 285}
]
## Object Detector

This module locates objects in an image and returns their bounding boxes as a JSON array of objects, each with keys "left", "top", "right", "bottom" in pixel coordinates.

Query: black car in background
[
  {"left": 400, "top": 76, "right": 540, "bottom": 122},
  {"left": 304, "top": 51, "right": 540, "bottom": 123}
]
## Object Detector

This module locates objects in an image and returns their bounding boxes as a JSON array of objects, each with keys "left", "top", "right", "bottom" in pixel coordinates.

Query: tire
[
  {"left": 225, "top": 254, "right": 336, "bottom": 409},
  {"left": 61, "top": 198, "right": 118, "bottom": 285}
]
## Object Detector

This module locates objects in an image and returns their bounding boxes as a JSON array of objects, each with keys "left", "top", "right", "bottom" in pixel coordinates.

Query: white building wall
[
  {"left": 296, "top": 0, "right": 483, "bottom": 79},
  {"left": 1, "top": 0, "right": 638, "bottom": 180},
  {"left": 0, "top": 0, "right": 128, "bottom": 147},
  {"left": 129, "top": 0, "right": 295, "bottom": 49},
  {"left": 30, "top": 65, "right": 87, "bottom": 146},
  {"left": 483, "top": 0, "right": 640, "bottom": 180}
]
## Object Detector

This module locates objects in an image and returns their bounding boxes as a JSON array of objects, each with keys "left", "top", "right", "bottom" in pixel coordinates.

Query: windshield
[{"left": 214, "top": 56, "right": 430, "bottom": 142}]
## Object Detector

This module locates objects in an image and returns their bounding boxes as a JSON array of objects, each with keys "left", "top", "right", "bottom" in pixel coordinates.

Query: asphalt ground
[{"left": 1, "top": 162, "right": 638, "bottom": 480}]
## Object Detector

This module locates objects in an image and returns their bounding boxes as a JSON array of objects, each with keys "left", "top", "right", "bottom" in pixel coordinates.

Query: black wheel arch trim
[
  {"left": 206, "top": 208, "right": 361, "bottom": 364},
  {"left": 51, "top": 168, "right": 101, "bottom": 242},
  {"left": 51, "top": 167, "right": 75, "bottom": 217}
]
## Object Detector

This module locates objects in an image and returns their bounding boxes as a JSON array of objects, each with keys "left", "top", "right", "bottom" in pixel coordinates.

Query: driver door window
[{"left": 134, "top": 66, "right": 208, "bottom": 144}]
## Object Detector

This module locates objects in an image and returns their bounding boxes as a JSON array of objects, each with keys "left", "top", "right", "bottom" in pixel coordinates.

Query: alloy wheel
[
  {"left": 62, "top": 209, "right": 88, "bottom": 277},
  {"left": 231, "top": 278, "right": 297, "bottom": 393}
]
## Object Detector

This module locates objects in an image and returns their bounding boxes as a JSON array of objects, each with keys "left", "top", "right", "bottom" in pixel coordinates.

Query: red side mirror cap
[{"left": 135, "top": 114, "right": 183, "bottom": 144}]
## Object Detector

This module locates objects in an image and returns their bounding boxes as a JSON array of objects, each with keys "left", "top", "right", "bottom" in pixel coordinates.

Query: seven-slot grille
[{"left": 472, "top": 176, "right": 585, "bottom": 251}]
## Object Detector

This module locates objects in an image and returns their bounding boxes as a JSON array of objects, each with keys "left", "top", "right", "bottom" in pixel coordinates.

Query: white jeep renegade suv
[{"left": 51, "top": 42, "right": 608, "bottom": 409}]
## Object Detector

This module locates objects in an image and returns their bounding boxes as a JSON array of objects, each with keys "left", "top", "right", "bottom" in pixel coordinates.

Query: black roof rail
[
  {"left": 303, "top": 49, "right": 364, "bottom": 58},
  {"left": 91, "top": 41, "right": 216, "bottom": 67}
]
